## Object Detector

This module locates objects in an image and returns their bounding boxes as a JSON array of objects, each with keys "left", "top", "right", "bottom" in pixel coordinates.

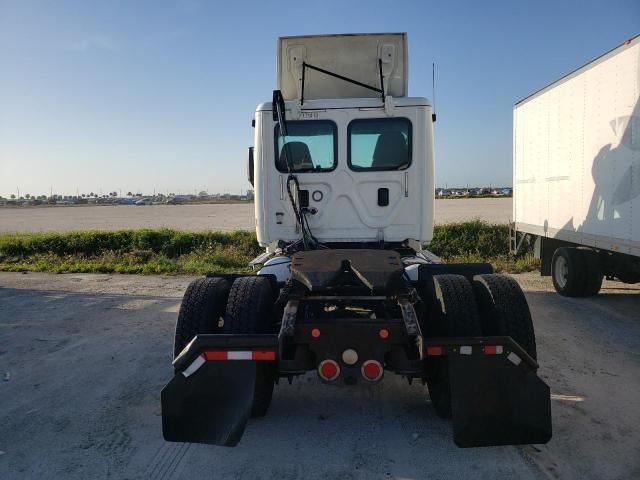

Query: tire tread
[
  {"left": 174, "top": 277, "right": 229, "bottom": 358},
  {"left": 422, "top": 274, "right": 481, "bottom": 419},
  {"left": 224, "top": 276, "right": 276, "bottom": 417},
  {"left": 473, "top": 274, "right": 537, "bottom": 359}
]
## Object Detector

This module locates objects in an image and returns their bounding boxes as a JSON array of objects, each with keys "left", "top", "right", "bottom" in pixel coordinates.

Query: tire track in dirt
[{"left": 144, "top": 441, "right": 192, "bottom": 480}]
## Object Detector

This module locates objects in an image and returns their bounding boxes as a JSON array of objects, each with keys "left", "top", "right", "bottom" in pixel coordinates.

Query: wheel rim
[{"left": 554, "top": 255, "right": 569, "bottom": 288}]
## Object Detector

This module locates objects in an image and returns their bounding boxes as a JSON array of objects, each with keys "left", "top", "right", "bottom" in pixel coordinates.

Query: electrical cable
[{"left": 274, "top": 91, "right": 322, "bottom": 251}]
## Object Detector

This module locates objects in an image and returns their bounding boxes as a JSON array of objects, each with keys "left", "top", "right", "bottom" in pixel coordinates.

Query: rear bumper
[
  {"left": 173, "top": 329, "right": 540, "bottom": 378},
  {"left": 163, "top": 332, "right": 551, "bottom": 447}
]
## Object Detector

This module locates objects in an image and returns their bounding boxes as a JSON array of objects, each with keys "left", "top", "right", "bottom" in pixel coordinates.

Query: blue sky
[{"left": 0, "top": 0, "right": 638, "bottom": 197}]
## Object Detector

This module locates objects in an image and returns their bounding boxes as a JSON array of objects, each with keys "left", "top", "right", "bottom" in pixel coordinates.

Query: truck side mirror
[{"left": 247, "top": 147, "right": 254, "bottom": 186}]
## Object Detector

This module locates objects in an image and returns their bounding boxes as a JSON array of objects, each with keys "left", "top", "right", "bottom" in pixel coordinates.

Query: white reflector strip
[
  {"left": 551, "top": 393, "right": 585, "bottom": 402},
  {"left": 496, "top": 345, "right": 503, "bottom": 354},
  {"left": 507, "top": 352, "right": 522, "bottom": 365},
  {"left": 227, "top": 351, "right": 252, "bottom": 360},
  {"left": 459, "top": 346, "right": 472, "bottom": 355},
  {"left": 182, "top": 354, "right": 206, "bottom": 378}
]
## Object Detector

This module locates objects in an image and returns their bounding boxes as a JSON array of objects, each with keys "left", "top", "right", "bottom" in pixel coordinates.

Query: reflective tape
[
  {"left": 181, "top": 350, "right": 276, "bottom": 377},
  {"left": 227, "top": 351, "right": 252, "bottom": 360},
  {"left": 204, "top": 351, "right": 227, "bottom": 361},
  {"left": 426, "top": 346, "right": 443, "bottom": 356},
  {"left": 507, "top": 352, "right": 522, "bottom": 365},
  {"left": 202, "top": 350, "right": 276, "bottom": 361},
  {"left": 182, "top": 354, "right": 206, "bottom": 377},
  {"left": 484, "top": 345, "right": 503, "bottom": 355},
  {"left": 252, "top": 351, "right": 277, "bottom": 361}
]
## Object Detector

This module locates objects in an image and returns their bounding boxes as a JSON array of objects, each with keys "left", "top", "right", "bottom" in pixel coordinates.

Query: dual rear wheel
[
  {"left": 421, "top": 273, "right": 536, "bottom": 419},
  {"left": 176, "top": 272, "right": 537, "bottom": 421},
  {"left": 174, "top": 276, "right": 277, "bottom": 418}
]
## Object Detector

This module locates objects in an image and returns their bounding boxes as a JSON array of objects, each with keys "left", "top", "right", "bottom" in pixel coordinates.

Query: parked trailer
[
  {"left": 162, "top": 33, "right": 551, "bottom": 448},
  {"left": 513, "top": 34, "right": 640, "bottom": 296}
]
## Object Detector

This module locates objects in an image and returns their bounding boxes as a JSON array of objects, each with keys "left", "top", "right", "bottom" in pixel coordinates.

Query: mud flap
[
  {"left": 161, "top": 334, "right": 278, "bottom": 446},
  {"left": 449, "top": 355, "right": 552, "bottom": 447},
  {"left": 162, "top": 361, "right": 256, "bottom": 446}
]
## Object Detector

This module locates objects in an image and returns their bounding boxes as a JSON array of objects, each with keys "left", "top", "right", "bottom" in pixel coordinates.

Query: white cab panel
[{"left": 253, "top": 99, "right": 435, "bottom": 247}]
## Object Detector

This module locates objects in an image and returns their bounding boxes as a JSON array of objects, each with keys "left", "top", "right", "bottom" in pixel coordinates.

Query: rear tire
[
  {"left": 422, "top": 274, "right": 482, "bottom": 419},
  {"left": 551, "top": 247, "right": 586, "bottom": 297},
  {"left": 174, "top": 277, "right": 230, "bottom": 358},
  {"left": 472, "top": 274, "right": 537, "bottom": 359},
  {"left": 580, "top": 250, "right": 603, "bottom": 296},
  {"left": 224, "top": 276, "right": 277, "bottom": 418}
]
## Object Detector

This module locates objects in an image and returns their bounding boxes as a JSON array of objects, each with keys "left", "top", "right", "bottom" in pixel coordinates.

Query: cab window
[
  {"left": 348, "top": 118, "right": 412, "bottom": 171},
  {"left": 275, "top": 120, "right": 337, "bottom": 172}
]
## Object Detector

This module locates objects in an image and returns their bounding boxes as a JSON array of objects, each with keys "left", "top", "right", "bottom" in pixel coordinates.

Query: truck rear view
[
  {"left": 513, "top": 35, "right": 640, "bottom": 296},
  {"left": 161, "top": 33, "right": 552, "bottom": 448}
]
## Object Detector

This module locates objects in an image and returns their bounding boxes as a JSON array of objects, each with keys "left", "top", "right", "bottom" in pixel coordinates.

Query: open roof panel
[{"left": 277, "top": 33, "right": 408, "bottom": 101}]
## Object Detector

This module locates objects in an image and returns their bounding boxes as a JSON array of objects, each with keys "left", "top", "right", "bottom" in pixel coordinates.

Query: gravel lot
[
  {"left": 0, "top": 198, "right": 512, "bottom": 233},
  {"left": 0, "top": 272, "right": 638, "bottom": 479}
]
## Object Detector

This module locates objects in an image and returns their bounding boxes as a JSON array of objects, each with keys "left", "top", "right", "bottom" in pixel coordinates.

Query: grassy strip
[
  {"left": 429, "top": 220, "right": 538, "bottom": 273},
  {"left": 0, "top": 229, "right": 262, "bottom": 274},
  {"left": 0, "top": 222, "right": 537, "bottom": 274}
]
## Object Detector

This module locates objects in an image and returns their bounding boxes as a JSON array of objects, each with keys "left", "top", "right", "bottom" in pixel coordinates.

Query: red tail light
[
  {"left": 318, "top": 359, "right": 340, "bottom": 381},
  {"left": 361, "top": 360, "right": 383, "bottom": 382}
]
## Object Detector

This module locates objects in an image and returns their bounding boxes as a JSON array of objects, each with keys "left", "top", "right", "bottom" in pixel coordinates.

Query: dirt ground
[
  {"left": 0, "top": 272, "right": 638, "bottom": 479},
  {"left": 0, "top": 198, "right": 512, "bottom": 233}
]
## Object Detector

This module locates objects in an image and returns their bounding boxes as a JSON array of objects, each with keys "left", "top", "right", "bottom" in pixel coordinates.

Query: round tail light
[
  {"left": 361, "top": 360, "right": 383, "bottom": 382},
  {"left": 318, "top": 359, "right": 340, "bottom": 382}
]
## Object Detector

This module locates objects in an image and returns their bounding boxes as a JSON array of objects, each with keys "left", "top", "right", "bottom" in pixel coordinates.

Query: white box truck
[{"left": 513, "top": 34, "right": 640, "bottom": 296}]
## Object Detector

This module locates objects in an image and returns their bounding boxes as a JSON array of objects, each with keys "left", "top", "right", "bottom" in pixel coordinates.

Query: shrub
[{"left": 430, "top": 220, "right": 510, "bottom": 258}]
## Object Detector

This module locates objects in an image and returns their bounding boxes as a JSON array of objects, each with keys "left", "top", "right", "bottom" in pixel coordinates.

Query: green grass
[
  {"left": 429, "top": 220, "right": 538, "bottom": 273},
  {"left": 0, "top": 229, "right": 261, "bottom": 274},
  {"left": 0, "top": 222, "right": 538, "bottom": 274}
]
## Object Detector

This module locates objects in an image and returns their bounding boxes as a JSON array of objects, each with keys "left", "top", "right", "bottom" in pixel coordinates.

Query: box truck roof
[{"left": 516, "top": 33, "right": 640, "bottom": 107}]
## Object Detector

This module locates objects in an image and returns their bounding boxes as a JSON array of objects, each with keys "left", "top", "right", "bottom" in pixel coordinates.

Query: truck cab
[{"left": 250, "top": 34, "right": 434, "bottom": 250}]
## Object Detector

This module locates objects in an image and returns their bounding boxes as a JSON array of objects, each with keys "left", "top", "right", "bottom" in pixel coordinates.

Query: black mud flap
[
  {"left": 161, "top": 334, "right": 278, "bottom": 446},
  {"left": 449, "top": 354, "right": 552, "bottom": 447},
  {"left": 162, "top": 361, "right": 256, "bottom": 446}
]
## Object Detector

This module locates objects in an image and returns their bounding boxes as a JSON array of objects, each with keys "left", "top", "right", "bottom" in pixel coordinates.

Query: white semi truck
[
  {"left": 162, "top": 33, "right": 552, "bottom": 448},
  {"left": 513, "top": 34, "right": 640, "bottom": 296}
]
